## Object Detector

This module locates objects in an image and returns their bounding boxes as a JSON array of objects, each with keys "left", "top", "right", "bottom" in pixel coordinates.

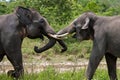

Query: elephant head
[
  {"left": 23, "top": 9, "right": 67, "bottom": 53},
  {"left": 50, "top": 12, "right": 97, "bottom": 42}
]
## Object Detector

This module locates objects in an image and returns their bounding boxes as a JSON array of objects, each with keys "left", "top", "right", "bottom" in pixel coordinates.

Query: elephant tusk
[
  {"left": 56, "top": 33, "right": 69, "bottom": 37},
  {"left": 48, "top": 33, "right": 61, "bottom": 39},
  {"left": 48, "top": 33, "right": 69, "bottom": 39}
]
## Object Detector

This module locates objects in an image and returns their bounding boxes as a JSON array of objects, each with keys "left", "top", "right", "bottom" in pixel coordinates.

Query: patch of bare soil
[{"left": 0, "top": 54, "right": 120, "bottom": 73}]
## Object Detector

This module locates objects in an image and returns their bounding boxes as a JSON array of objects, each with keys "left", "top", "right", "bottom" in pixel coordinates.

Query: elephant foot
[
  {"left": 7, "top": 70, "right": 24, "bottom": 79},
  {"left": 7, "top": 70, "right": 16, "bottom": 77}
]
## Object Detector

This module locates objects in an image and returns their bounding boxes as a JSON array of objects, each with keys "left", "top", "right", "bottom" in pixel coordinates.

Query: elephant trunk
[
  {"left": 57, "top": 22, "right": 75, "bottom": 35},
  {"left": 34, "top": 23, "right": 67, "bottom": 53},
  {"left": 57, "top": 40, "right": 67, "bottom": 53},
  {"left": 34, "top": 36, "right": 56, "bottom": 53},
  {"left": 49, "top": 23, "right": 75, "bottom": 39}
]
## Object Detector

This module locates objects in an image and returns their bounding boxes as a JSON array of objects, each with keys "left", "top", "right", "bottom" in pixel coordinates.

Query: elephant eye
[
  {"left": 39, "top": 18, "right": 45, "bottom": 23},
  {"left": 74, "top": 22, "right": 77, "bottom": 26}
]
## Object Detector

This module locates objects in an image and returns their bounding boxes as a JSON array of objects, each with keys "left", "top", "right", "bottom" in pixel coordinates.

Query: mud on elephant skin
[
  {"left": 51, "top": 12, "right": 120, "bottom": 80},
  {"left": 0, "top": 6, "right": 67, "bottom": 79}
]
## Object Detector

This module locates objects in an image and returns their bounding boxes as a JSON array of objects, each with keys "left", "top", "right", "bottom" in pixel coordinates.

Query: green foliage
[
  {"left": 1, "top": 0, "right": 120, "bottom": 26},
  {"left": 83, "top": 0, "right": 102, "bottom": 12},
  {"left": 0, "top": 2, "right": 7, "bottom": 15},
  {"left": 0, "top": 0, "right": 120, "bottom": 55}
]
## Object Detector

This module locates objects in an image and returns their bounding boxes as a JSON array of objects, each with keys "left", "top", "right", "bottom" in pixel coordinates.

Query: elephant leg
[
  {"left": 6, "top": 51, "right": 24, "bottom": 79},
  {"left": 0, "top": 46, "right": 6, "bottom": 62},
  {"left": 86, "top": 39, "right": 105, "bottom": 80},
  {"left": 0, "top": 53, "right": 5, "bottom": 62},
  {"left": 105, "top": 53, "right": 118, "bottom": 80},
  {"left": 2, "top": 36, "right": 24, "bottom": 79},
  {"left": 86, "top": 48, "right": 104, "bottom": 80}
]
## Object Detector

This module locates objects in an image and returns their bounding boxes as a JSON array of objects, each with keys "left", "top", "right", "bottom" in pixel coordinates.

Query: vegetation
[
  {"left": 0, "top": 67, "right": 120, "bottom": 80},
  {"left": 0, "top": 0, "right": 120, "bottom": 79},
  {"left": 0, "top": 0, "right": 119, "bottom": 56},
  {"left": 1, "top": 0, "right": 120, "bottom": 27}
]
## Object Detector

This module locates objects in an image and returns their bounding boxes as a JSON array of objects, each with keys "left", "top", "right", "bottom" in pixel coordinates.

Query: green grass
[
  {"left": 22, "top": 37, "right": 92, "bottom": 57},
  {"left": 0, "top": 68, "right": 120, "bottom": 80},
  {"left": 21, "top": 37, "right": 93, "bottom": 63}
]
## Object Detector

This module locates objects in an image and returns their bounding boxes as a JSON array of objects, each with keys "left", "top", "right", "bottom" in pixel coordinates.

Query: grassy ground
[
  {"left": 0, "top": 68, "right": 120, "bottom": 80},
  {"left": 22, "top": 37, "right": 93, "bottom": 61}
]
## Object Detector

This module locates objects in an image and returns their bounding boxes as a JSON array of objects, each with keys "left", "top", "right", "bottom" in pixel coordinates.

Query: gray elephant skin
[
  {"left": 51, "top": 12, "right": 120, "bottom": 80},
  {"left": 0, "top": 6, "right": 67, "bottom": 79}
]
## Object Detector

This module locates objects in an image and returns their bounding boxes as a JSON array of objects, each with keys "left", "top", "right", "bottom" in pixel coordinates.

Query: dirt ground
[{"left": 0, "top": 54, "right": 120, "bottom": 73}]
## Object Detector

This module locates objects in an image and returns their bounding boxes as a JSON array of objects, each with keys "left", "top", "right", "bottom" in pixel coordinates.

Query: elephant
[
  {"left": 0, "top": 6, "right": 67, "bottom": 79},
  {"left": 50, "top": 12, "right": 120, "bottom": 80}
]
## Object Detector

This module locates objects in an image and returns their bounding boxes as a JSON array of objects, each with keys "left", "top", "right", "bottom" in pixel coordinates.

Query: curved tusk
[
  {"left": 48, "top": 34, "right": 60, "bottom": 39},
  {"left": 56, "top": 33, "right": 69, "bottom": 37},
  {"left": 48, "top": 33, "right": 69, "bottom": 39}
]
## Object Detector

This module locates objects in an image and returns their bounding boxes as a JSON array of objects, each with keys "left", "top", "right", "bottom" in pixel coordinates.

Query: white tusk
[
  {"left": 56, "top": 33, "right": 69, "bottom": 37},
  {"left": 48, "top": 34, "right": 60, "bottom": 39},
  {"left": 48, "top": 33, "right": 69, "bottom": 39}
]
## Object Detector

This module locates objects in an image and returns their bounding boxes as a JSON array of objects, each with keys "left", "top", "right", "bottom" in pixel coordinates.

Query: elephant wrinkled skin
[
  {"left": 0, "top": 6, "right": 67, "bottom": 79},
  {"left": 52, "top": 12, "right": 120, "bottom": 80},
  {"left": 29, "top": 11, "right": 67, "bottom": 53}
]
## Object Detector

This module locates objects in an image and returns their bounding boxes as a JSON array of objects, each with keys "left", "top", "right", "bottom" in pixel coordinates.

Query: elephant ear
[
  {"left": 16, "top": 6, "right": 33, "bottom": 25},
  {"left": 81, "top": 17, "right": 90, "bottom": 29}
]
